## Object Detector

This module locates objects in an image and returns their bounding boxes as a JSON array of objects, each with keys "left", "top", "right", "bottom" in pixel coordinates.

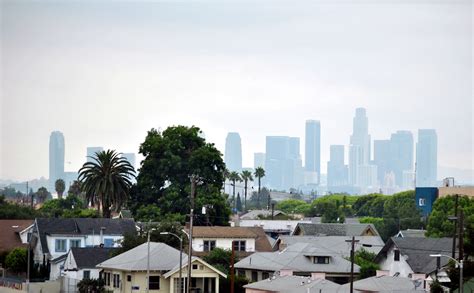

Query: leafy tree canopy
[
  {"left": 5, "top": 247, "right": 27, "bottom": 273},
  {"left": 276, "top": 199, "right": 310, "bottom": 214},
  {"left": 0, "top": 195, "right": 38, "bottom": 219},
  {"left": 39, "top": 195, "right": 98, "bottom": 218}
]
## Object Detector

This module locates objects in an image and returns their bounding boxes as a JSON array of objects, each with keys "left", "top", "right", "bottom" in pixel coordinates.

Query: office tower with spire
[
  {"left": 49, "top": 131, "right": 65, "bottom": 190},
  {"left": 350, "top": 108, "right": 371, "bottom": 164},
  {"left": 305, "top": 120, "right": 321, "bottom": 184},
  {"left": 225, "top": 132, "right": 242, "bottom": 172},
  {"left": 416, "top": 129, "right": 438, "bottom": 187}
]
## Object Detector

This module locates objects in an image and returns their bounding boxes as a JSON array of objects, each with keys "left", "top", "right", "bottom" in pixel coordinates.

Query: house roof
[
  {"left": 97, "top": 242, "right": 186, "bottom": 271},
  {"left": 244, "top": 275, "right": 341, "bottom": 293},
  {"left": 375, "top": 237, "right": 453, "bottom": 274},
  {"left": 247, "top": 227, "right": 273, "bottom": 252},
  {"left": 70, "top": 247, "right": 116, "bottom": 269},
  {"left": 235, "top": 242, "right": 359, "bottom": 274},
  {"left": 36, "top": 218, "right": 136, "bottom": 254},
  {"left": 240, "top": 210, "right": 285, "bottom": 220},
  {"left": 337, "top": 275, "right": 424, "bottom": 292},
  {"left": 163, "top": 257, "right": 227, "bottom": 279},
  {"left": 191, "top": 226, "right": 259, "bottom": 239},
  {"left": 236, "top": 220, "right": 312, "bottom": 233},
  {"left": 274, "top": 235, "right": 385, "bottom": 256},
  {"left": 0, "top": 219, "right": 34, "bottom": 253},
  {"left": 396, "top": 229, "right": 427, "bottom": 238},
  {"left": 293, "top": 223, "right": 379, "bottom": 237}
]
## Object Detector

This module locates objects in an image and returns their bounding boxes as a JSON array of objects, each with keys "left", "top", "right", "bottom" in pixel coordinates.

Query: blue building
[{"left": 415, "top": 187, "right": 438, "bottom": 217}]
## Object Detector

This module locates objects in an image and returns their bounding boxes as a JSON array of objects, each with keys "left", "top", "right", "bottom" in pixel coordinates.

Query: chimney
[
  {"left": 280, "top": 270, "right": 293, "bottom": 277},
  {"left": 376, "top": 270, "right": 389, "bottom": 277},
  {"left": 311, "top": 272, "right": 326, "bottom": 280}
]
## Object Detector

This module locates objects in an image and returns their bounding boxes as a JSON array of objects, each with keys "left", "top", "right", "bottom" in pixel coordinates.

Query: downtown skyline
[{"left": 1, "top": 0, "right": 472, "bottom": 182}]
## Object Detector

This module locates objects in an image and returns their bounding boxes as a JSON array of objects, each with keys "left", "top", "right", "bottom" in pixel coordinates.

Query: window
[
  {"left": 127, "top": 275, "right": 132, "bottom": 282},
  {"left": 70, "top": 239, "right": 81, "bottom": 248},
  {"left": 419, "top": 198, "right": 426, "bottom": 206},
  {"left": 262, "top": 272, "right": 269, "bottom": 280},
  {"left": 83, "top": 270, "right": 90, "bottom": 279},
  {"left": 203, "top": 240, "right": 216, "bottom": 251},
  {"left": 27, "top": 232, "right": 32, "bottom": 242},
  {"left": 251, "top": 271, "right": 258, "bottom": 282},
  {"left": 106, "top": 273, "right": 111, "bottom": 286},
  {"left": 192, "top": 264, "right": 198, "bottom": 270},
  {"left": 113, "top": 274, "right": 120, "bottom": 288},
  {"left": 149, "top": 276, "right": 160, "bottom": 290},
  {"left": 394, "top": 249, "right": 400, "bottom": 261},
  {"left": 233, "top": 241, "right": 246, "bottom": 251},
  {"left": 314, "top": 256, "right": 330, "bottom": 264},
  {"left": 237, "top": 270, "right": 245, "bottom": 277},
  {"left": 104, "top": 238, "right": 114, "bottom": 247},
  {"left": 55, "top": 239, "right": 67, "bottom": 252}
]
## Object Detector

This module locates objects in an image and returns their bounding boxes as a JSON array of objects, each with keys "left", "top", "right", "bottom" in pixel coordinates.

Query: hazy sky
[{"left": 1, "top": 0, "right": 472, "bottom": 182}]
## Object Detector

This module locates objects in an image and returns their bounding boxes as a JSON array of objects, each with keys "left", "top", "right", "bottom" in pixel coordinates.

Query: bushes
[{"left": 5, "top": 247, "right": 27, "bottom": 273}]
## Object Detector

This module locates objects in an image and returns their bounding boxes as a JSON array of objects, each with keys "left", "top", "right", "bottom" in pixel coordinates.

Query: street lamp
[
  {"left": 146, "top": 228, "right": 157, "bottom": 293},
  {"left": 160, "top": 232, "right": 184, "bottom": 293},
  {"left": 430, "top": 254, "right": 463, "bottom": 293}
]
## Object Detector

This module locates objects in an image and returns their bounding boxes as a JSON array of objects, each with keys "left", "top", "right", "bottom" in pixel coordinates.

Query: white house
[{"left": 63, "top": 247, "right": 116, "bottom": 280}]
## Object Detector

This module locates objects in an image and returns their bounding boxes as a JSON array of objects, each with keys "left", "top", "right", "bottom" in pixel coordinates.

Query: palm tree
[
  {"left": 253, "top": 167, "right": 265, "bottom": 209},
  {"left": 78, "top": 150, "right": 135, "bottom": 218},
  {"left": 228, "top": 171, "right": 241, "bottom": 211},
  {"left": 240, "top": 170, "right": 253, "bottom": 212},
  {"left": 55, "top": 179, "right": 65, "bottom": 199},
  {"left": 36, "top": 187, "right": 50, "bottom": 203}
]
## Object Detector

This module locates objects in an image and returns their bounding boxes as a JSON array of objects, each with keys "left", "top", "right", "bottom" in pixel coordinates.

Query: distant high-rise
[
  {"left": 348, "top": 144, "right": 361, "bottom": 186},
  {"left": 49, "top": 131, "right": 65, "bottom": 190},
  {"left": 327, "top": 145, "right": 348, "bottom": 188},
  {"left": 390, "top": 131, "right": 414, "bottom": 187},
  {"left": 122, "top": 153, "right": 137, "bottom": 182},
  {"left": 416, "top": 129, "right": 438, "bottom": 187},
  {"left": 305, "top": 120, "right": 321, "bottom": 184},
  {"left": 254, "top": 153, "right": 265, "bottom": 169},
  {"left": 350, "top": 108, "right": 371, "bottom": 164},
  {"left": 86, "top": 146, "right": 103, "bottom": 162},
  {"left": 374, "top": 140, "right": 391, "bottom": 185},
  {"left": 225, "top": 132, "right": 242, "bottom": 172}
]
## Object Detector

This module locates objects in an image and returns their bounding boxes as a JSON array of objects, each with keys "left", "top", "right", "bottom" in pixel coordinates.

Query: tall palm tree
[
  {"left": 254, "top": 167, "right": 265, "bottom": 209},
  {"left": 55, "top": 179, "right": 65, "bottom": 199},
  {"left": 78, "top": 150, "right": 135, "bottom": 218},
  {"left": 228, "top": 171, "right": 241, "bottom": 211},
  {"left": 240, "top": 170, "right": 253, "bottom": 212}
]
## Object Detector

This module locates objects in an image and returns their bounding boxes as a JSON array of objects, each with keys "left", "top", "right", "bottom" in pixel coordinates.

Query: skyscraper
[
  {"left": 416, "top": 129, "right": 438, "bottom": 187},
  {"left": 348, "top": 144, "right": 360, "bottom": 186},
  {"left": 305, "top": 120, "right": 321, "bottom": 184},
  {"left": 327, "top": 145, "right": 348, "bottom": 188},
  {"left": 373, "top": 139, "right": 391, "bottom": 185},
  {"left": 390, "top": 131, "right": 414, "bottom": 187},
  {"left": 254, "top": 153, "right": 265, "bottom": 169},
  {"left": 122, "top": 153, "right": 137, "bottom": 183},
  {"left": 350, "top": 108, "right": 371, "bottom": 164},
  {"left": 224, "top": 132, "right": 242, "bottom": 172},
  {"left": 86, "top": 146, "right": 104, "bottom": 162},
  {"left": 49, "top": 131, "right": 65, "bottom": 190},
  {"left": 265, "top": 136, "right": 289, "bottom": 190}
]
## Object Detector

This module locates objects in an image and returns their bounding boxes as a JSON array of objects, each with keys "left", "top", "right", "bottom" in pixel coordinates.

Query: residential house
[
  {"left": 0, "top": 220, "right": 34, "bottom": 255},
  {"left": 375, "top": 237, "right": 453, "bottom": 288},
  {"left": 233, "top": 220, "right": 312, "bottom": 239},
  {"left": 292, "top": 223, "right": 379, "bottom": 237},
  {"left": 235, "top": 242, "right": 359, "bottom": 284},
  {"left": 273, "top": 235, "right": 384, "bottom": 256},
  {"left": 63, "top": 247, "right": 116, "bottom": 280},
  {"left": 97, "top": 242, "right": 226, "bottom": 293},
  {"left": 24, "top": 218, "right": 136, "bottom": 280},
  {"left": 243, "top": 275, "right": 341, "bottom": 293},
  {"left": 336, "top": 275, "right": 425, "bottom": 292},
  {"left": 190, "top": 226, "right": 272, "bottom": 257},
  {"left": 395, "top": 229, "right": 427, "bottom": 238},
  {"left": 239, "top": 210, "right": 286, "bottom": 220}
]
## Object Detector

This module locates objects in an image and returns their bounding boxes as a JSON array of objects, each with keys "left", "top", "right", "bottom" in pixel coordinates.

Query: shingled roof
[
  {"left": 0, "top": 219, "right": 33, "bottom": 253},
  {"left": 36, "top": 218, "right": 136, "bottom": 253},
  {"left": 293, "top": 223, "right": 379, "bottom": 237},
  {"left": 192, "top": 226, "right": 259, "bottom": 238},
  {"left": 69, "top": 247, "right": 116, "bottom": 269}
]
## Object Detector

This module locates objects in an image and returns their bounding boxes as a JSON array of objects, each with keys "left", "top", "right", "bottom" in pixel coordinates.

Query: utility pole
[
  {"left": 458, "top": 209, "right": 464, "bottom": 261},
  {"left": 230, "top": 241, "right": 235, "bottom": 293},
  {"left": 346, "top": 236, "right": 359, "bottom": 293},
  {"left": 452, "top": 194, "right": 459, "bottom": 259},
  {"left": 187, "top": 176, "right": 197, "bottom": 293}
]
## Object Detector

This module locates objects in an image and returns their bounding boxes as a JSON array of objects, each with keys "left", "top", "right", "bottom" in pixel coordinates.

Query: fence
[{"left": 60, "top": 276, "right": 79, "bottom": 293}]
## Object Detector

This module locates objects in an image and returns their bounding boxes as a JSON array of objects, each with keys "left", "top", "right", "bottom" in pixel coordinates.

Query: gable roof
[
  {"left": 191, "top": 226, "right": 259, "bottom": 239},
  {"left": 97, "top": 242, "right": 184, "bottom": 271},
  {"left": 240, "top": 210, "right": 285, "bottom": 220},
  {"left": 244, "top": 275, "right": 340, "bottom": 293},
  {"left": 70, "top": 247, "right": 116, "bottom": 269},
  {"left": 293, "top": 223, "right": 379, "bottom": 237},
  {"left": 235, "top": 242, "right": 359, "bottom": 274},
  {"left": 162, "top": 257, "right": 227, "bottom": 279},
  {"left": 274, "top": 235, "right": 384, "bottom": 256},
  {"left": 375, "top": 237, "right": 453, "bottom": 274},
  {"left": 36, "top": 218, "right": 136, "bottom": 254},
  {"left": 396, "top": 229, "right": 427, "bottom": 238},
  {"left": 0, "top": 220, "right": 34, "bottom": 253},
  {"left": 337, "top": 275, "right": 423, "bottom": 292}
]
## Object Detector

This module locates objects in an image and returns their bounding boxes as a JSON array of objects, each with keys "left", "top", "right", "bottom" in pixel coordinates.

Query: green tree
[
  {"left": 131, "top": 126, "right": 230, "bottom": 225},
  {"left": 35, "top": 187, "right": 51, "bottom": 204},
  {"left": 79, "top": 150, "right": 135, "bottom": 218},
  {"left": 236, "top": 192, "right": 242, "bottom": 212},
  {"left": 55, "top": 179, "right": 66, "bottom": 199},
  {"left": 228, "top": 172, "right": 241, "bottom": 212},
  {"left": 68, "top": 180, "right": 83, "bottom": 197},
  {"left": 0, "top": 195, "right": 38, "bottom": 219},
  {"left": 40, "top": 195, "right": 98, "bottom": 218},
  {"left": 5, "top": 247, "right": 27, "bottom": 273},
  {"left": 353, "top": 248, "right": 380, "bottom": 279},
  {"left": 353, "top": 194, "right": 387, "bottom": 217},
  {"left": 202, "top": 247, "right": 234, "bottom": 275},
  {"left": 276, "top": 199, "right": 310, "bottom": 214},
  {"left": 77, "top": 278, "right": 105, "bottom": 293},
  {"left": 382, "top": 190, "right": 423, "bottom": 239},
  {"left": 253, "top": 167, "right": 265, "bottom": 209},
  {"left": 240, "top": 170, "right": 253, "bottom": 212}
]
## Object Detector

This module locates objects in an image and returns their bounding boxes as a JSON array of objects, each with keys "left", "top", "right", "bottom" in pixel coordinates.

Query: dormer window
[
  {"left": 394, "top": 249, "right": 400, "bottom": 261},
  {"left": 313, "top": 256, "right": 330, "bottom": 264}
]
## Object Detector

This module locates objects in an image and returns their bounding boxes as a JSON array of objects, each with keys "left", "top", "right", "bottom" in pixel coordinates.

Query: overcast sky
[{"left": 1, "top": 0, "right": 472, "bottom": 182}]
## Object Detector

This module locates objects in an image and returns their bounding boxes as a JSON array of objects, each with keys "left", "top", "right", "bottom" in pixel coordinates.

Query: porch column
[{"left": 215, "top": 277, "right": 219, "bottom": 293}]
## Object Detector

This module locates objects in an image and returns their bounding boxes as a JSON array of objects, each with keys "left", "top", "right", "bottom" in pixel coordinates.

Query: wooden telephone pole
[{"left": 346, "top": 236, "right": 359, "bottom": 293}]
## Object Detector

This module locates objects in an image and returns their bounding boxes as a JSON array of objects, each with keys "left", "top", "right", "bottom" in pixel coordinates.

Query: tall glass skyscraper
[
  {"left": 373, "top": 139, "right": 391, "bottom": 185},
  {"left": 390, "top": 130, "right": 414, "bottom": 187},
  {"left": 86, "top": 146, "right": 103, "bottom": 162},
  {"left": 350, "top": 108, "right": 371, "bottom": 164},
  {"left": 416, "top": 129, "right": 438, "bottom": 187},
  {"left": 225, "top": 132, "right": 242, "bottom": 172},
  {"left": 305, "top": 120, "right": 321, "bottom": 184},
  {"left": 49, "top": 131, "right": 65, "bottom": 190},
  {"left": 327, "top": 145, "right": 348, "bottom": 188}
]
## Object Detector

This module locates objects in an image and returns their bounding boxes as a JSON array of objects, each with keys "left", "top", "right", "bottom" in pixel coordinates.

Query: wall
[
  {"left": 438, "top": 186, "right": 474, "bottom": 198},
  {"left": 46, "top": 234, "right": 123, "bottom": 259},
  {"left": 192, "top": 238, "right": 255, "bottom": 252},
  {"left": 378, "top": 245, "right": 415, "bottom": 278}
]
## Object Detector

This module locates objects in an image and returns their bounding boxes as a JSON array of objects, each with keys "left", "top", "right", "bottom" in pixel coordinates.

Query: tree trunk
[
  {"left": 257, "top": 177, "right": 261, "bottom": 209},
  {"left": 244, "top": 180, "right": 248, "bottom": 212}
]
